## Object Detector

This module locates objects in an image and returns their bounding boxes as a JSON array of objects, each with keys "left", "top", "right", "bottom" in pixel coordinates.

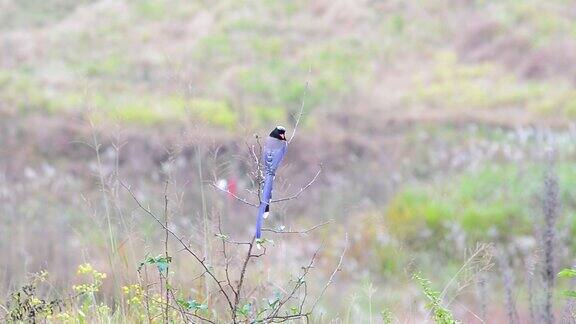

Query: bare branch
[
  {"left": 310, "top": 233, "right": 348, "bottom": 312},
  {"left": 265, "top": 245, "right": 322, "bottom": 321},
  {"left": 243, "top": 188, "right": 259, "bottom": 198},
  {"left": 262, "top": 220, "right": 333, "bottom": 235},
  {"left": 216, "top": 213, "right": 237, "bottom": 299},
  {"left": 252, "top": 140, "right": 264, "bottom": 201},
  {"left": 288, "top": 79, "right": 310, "bottom": 144},
  {"left": 271, "top": 165, "right": 322, "bottom": 203},
  {"left": 214, "top": 235, "right": 252, "bottom": 246},
  {"left": 163, "top": 181, "right": 170, "bottom": 324},
  {"left": 210, "top": 183, "right": 258, "bottom": 207},
  {"left": 232, "top": 238, "right": 256, "bottom": 323}
]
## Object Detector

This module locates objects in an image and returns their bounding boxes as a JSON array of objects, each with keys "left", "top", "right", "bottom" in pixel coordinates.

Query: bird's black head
[{"left": 269, "top": 126, "right": 286, "bottom": 141}]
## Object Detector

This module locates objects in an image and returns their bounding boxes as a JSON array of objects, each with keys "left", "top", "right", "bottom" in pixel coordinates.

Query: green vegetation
[
  {"left": 413, "top": 272, "right": 458, "bottom": 324},
  {"left": 559, "top": 268, "right": 576, "bottom": 298},
  {"left": 386, "top": 163, "right": 576, "bottom": 247},
  {"left": 0, "top": 0, "right": 92, "bottom": 28},
  {"left": 0, "top": 71, "right": 50, "bottom": 112},
  {"left": 410, "top": 51, "right": 576, "bottom": 116},
  {"left": 490, "top": 0, "right": 576, "bottom": 45}
]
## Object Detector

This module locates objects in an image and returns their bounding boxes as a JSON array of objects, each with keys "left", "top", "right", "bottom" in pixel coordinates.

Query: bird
[{"left": 255, "top": 126, "right": 288, "bottom": 239}]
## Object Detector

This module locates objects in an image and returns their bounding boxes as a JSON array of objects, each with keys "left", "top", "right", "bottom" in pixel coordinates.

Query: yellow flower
[
  {"left": 29, "top": 297, "right": 42, "bottom": 306},
  {"left": 98, "top": 304, "right": 110, "bottom": 314},
  {"left": 37, "top": 270, "right": 49, "bottom": 282},
  {"left": 94, "top": 271, "right": 107, "bottom": 280},
  {"left": 55, "top": 312, "right": 72, "bottom": 320},
  {"left": 77, "top": 263, "right": 94, "bottom": 274}
]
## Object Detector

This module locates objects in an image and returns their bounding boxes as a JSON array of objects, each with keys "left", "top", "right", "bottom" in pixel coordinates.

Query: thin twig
[
  {"left": 288, "top": 79, "right": 310, "bottom": 144},
  {"left": 163, "top": 181, "right": 170, "bottom": 324},
  {"left": 140, "top": 266, "right": 153, "bottom": 323},
  {"left": 271, "top": 165, "right": 323, "bottom": 203},
  {"left": 266, "top": 245, "right": 322, "bottom": 321},
  {"left": 156, "top": 269, "right": 188, "bottom": 323},
  {"left": 232, "top": 237, "right": 256, "bottom": 322},
  {"left": 262, "top": 220, "right": 333, "bottom": 235},
  {"left": 217, "top": 213, "right": 237, "bottom": 299},
  {"left": 210, "top": 183, "right": 258, "bottom": 207},
  {"left": 251, "top": 140, "right": 264, "bottom": 202},
  {"left": 440, "top": 243, "right": 490, "bottom": 301},
  {"left": 455, "top": 300, "right": 485, "bottom": 324},
  {"left": 311, "top": 233, "right": 348, "bottom": 312}
]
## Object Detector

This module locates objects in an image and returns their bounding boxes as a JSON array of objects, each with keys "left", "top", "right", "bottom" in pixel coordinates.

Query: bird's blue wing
[
  {"left": 271, "top": 144, "right": 287, "bottom": 173},
  {"left": 263, "top": 142, "right": 287, "bottom": 176},
  {"left": 255, "top": 140, "right": 287, "bottom": 238}
]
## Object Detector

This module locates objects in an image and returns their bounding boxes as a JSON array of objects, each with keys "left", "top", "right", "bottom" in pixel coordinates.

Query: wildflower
[
  {"left": 130, "top": 296, "right": 141, "bottom": 305},
  {"left": 29, "top": 297, "right": 42, "bottom": 306},
  {"left": 77, "top": 263, "right": 94, "bottom": 274},
  {"left": 98, "top": 304, "right": 110, "bottom": 315}
]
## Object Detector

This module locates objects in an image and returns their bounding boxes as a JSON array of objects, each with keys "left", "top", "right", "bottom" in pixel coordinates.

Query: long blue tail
[
  {"left": 255, "top": 202, "right": 267, "bottom": 239},
  {"left": 255, "top": 174, "right": 274, "bottom": 238}
]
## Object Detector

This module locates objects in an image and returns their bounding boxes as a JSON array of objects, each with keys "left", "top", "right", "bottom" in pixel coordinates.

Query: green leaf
[
  {"left": 216, "top": 233, "right": 229, "bottom": 240},
  {"left": 139, "top": 255, "right": 172, "bottom": 274},
  {"left": 268, "top": 291, "right": 281, "bottom": 308},
  {"left": 558, "top": 268, "right": 576, "bottom": 278},
  {"left": 177, "top": 298, "right": 187, "bottom": 308},
  {"left": 237, "top": 303, "right": 252, "bottom": 317},
  {"left": 563, "top": 290, "right": 576, "bottom": 298},
  {"left": 178, "top": 299, "right": 208, "bottom": 311},
  {"left": 255, "top": 238, "right": 275, "bottom": 247}
]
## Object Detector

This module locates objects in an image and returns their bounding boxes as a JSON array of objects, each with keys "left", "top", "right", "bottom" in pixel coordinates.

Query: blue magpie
[{"left": 255, "top": 126, "right": 287, "bottom": 239}]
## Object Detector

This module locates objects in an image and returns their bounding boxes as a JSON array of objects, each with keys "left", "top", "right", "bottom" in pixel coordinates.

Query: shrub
[
  {"left": 6, "top": 271, "right": 62, "bottom": 323},
  {"left": 385, "top": 164, "right": 543, "bottom": 247}
]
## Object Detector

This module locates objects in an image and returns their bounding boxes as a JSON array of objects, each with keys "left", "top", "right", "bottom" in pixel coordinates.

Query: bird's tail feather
[
  {"left": 255, "top": 174, "right": 275, "bottom": 239},
  {"left": 255, "top": 202, "right": 268, "bottom": 239}
]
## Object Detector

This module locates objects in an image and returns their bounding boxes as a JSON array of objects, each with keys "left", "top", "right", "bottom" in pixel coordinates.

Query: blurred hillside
[
  {"left": 2, "top": 0, "right": 576, "bottom": 322},
  {"left": 2, "top": 0, "right": 576, "bottom": 126}
]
